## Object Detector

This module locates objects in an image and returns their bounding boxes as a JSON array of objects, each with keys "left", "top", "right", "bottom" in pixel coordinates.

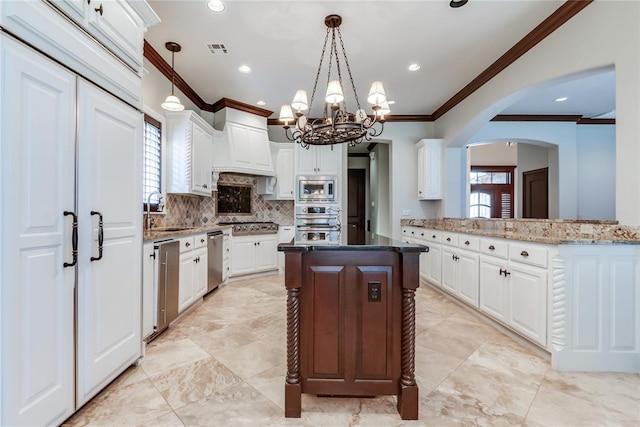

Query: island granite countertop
[
  {"left": 278, "top": 234, "right": 428, "bottom": 253},
  {"left": 144, "top": 224, "right": 231, "bottom": 241}
]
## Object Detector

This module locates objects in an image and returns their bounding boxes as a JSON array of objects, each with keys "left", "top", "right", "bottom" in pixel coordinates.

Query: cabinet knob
[
  {"left": 201, "top": 238, "right": 205, "bottom": 243},
  {"left": 446, "top": 237, "right": 451, "bottom": 242},
  {"left": 94, "top": 3, "right": 103, "bottom": 15},
  {"left": 520, "top": 250, "right": 529, "bottom": 257},
  {"left": 432, "top": 235, "right": 436, "bottom": 239},
  {"left": 418, "top": 191, "right": 422, "bottom": 194},
  {"left": 464, "top": 240, "right": 470, "bottom": 245},
  {"left": 203, "top": 184, "right": 208, "bottom": 189},
  {"left": 488, "top": 245, "right": 495, "bottom": 250},
  {"left": 185, "top": 242, "right": 191, "bottom": 247}
]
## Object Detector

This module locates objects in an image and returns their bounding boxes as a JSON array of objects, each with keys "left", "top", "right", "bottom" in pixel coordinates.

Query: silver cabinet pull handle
[
  {"left": 64, "top": 211, "right": 78, "bottom": 267},
  {"left": 90, "top": 211, "right": 104, "bottom": 262},
  {"left": 520, "top": 250, "right": 529, "bottom": 257}
]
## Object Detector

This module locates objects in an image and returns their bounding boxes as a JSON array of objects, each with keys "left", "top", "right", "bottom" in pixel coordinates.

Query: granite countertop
[
  {"left": 144, "top": 224, "right": 232, "bottom": 241},
  {"left": 278, "top": 234, "right": 429, "bottom": 253},
  {"left": 401, "top": 218, "right": 640, "bottom": 245}
]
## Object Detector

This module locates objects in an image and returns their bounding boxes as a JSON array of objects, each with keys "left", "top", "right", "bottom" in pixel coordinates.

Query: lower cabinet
[
  {"left": 230, "top": 234, "right": 278, "bottom": 277},
  {"left": 178, "top": 234, "right": 208, "bottom": 313},
  {"left": 442, "top": 245, "right": 480, "bottom": 307}
]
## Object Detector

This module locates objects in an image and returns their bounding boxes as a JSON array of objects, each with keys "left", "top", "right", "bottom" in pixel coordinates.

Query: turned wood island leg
[
  {"left": 285, "top": 287, "right": 301, "bottom": 417},
  {"left": 398, "top": 288, "right": 418, "bottom": 420}
]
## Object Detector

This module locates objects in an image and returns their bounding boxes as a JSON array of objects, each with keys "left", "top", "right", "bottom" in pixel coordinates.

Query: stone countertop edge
[
  {"left": 278, "top": 236, "right": 428, "bottom": 253},
  {"left": 403, "top": 226, "right": 640, "bottom": 245},
  {"left": 144, "top": 225, "right": 232, "bottom": 241}
]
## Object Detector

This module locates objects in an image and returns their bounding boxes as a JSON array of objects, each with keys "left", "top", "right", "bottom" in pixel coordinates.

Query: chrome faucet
[{"left": 146, "top": 191, "right": 164, "bottom": 230}]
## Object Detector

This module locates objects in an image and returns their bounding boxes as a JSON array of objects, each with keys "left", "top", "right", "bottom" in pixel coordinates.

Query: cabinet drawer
[
  {"left": 459, "top": 235, "right": 480, "bottom": 252},
  {"left": 179, "top": 236, "right": 195, "bottom": 253},
  {"left": 509, "top": 242, "right": 547, "bottom": 268},
  {"left": 422, "top": 229, "right": 441, "bottom": 243},
  {"left": 441, "top": 232, "right": 458, "bottom": 247},
  {"left": 402, "top": 226, "right": 422, "bottom": 239},
  {"left": 194, "top": 233, "right": 208, "bottom": 249},
  {"left": 480, "top": 238, "right": 508, "bottom": 258}
]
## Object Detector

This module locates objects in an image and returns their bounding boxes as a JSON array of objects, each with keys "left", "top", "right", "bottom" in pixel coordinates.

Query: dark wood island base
[{"left": 279, "top": 236, "right": 427, "bottom": 420}]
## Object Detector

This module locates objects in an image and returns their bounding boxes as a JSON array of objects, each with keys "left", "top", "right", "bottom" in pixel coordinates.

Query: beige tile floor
[{"left": 63, "top": 274, "right": 640, "bottom": 426}]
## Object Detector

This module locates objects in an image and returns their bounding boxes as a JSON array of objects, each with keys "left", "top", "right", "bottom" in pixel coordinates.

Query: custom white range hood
[{"left": 212, "top": 106, "right": 275, "bottom": 181}]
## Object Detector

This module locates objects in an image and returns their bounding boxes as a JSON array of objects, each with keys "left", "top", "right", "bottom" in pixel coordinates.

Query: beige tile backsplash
[{"left": 150, "top": 173, "right": 294, "bottom": 228}]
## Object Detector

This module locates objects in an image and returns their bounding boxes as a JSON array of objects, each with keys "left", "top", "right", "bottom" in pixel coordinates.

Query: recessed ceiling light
[
  {"left": 555, "top": 96, "right": 568, "bottom": 102},
  {"left": 238, "top": 65, "right": 252, "bottom": 73},
  {"left": 408, "top": 63, "right": 421, "bottom": 72},
  {"left": 256, "top": 100, "right": 266, "bottom": 106},
  {"left": 207, "top": 0, "right": 225, "bottom": 12},
  {"left": 387, "top": 100, "right": 396, "bottom": 105}
]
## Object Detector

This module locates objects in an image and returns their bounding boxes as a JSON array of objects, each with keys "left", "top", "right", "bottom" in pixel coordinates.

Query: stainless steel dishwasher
[
  {"left": 150, "top": 240, "right": 179, "bottom": 341},
  {"left": 207, "top": 230, "right": 224, "bottom": 293}
]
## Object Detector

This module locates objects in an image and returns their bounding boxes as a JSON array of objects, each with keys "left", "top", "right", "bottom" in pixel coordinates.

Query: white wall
[
  {"left": 433, "top": 1, "right": 640, "bottom": 225},
  {"left": 142, "top": 58, "right": 204, "bottom": 118},
  {"left": 577, "top": 125, "right": 616, "bottom": 220},
  {"left": 469, "top": 143, "right": 518, "bottom": 166}
]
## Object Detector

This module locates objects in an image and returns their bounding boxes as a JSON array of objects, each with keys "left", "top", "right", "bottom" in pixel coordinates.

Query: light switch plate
[{"left": 401, "top": 209, "right": 411, "bottom": 216}]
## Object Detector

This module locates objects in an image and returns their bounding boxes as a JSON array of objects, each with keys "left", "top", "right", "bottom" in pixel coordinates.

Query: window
[
  {"left": 143, "top": 113, "right": 162, "bottom": 211},
  {"left": 469, "top": 166, "right": 514, "bottom": 218}
]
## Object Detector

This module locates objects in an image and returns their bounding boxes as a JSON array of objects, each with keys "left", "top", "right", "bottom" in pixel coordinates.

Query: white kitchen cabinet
[
  {"left": 440, "top": 233, "right": 480, "bottom": 307},
  {"left": 49, "top": 0, "right": 158, "bottom": 72},
  {"left": 222, "top": 230, "right": 231, "bottom": 282},
  {"left": 416, "top": 139, "right": 442, "bottom": 200},
  {"left": 230, "top": 234, "right": 279, "bottom": 277},
  {"left": 178, "top": 234, "right": 208, "bottom": 313},
  {"left": 479, "top": 238, "right": 548, "bottom": 346},
  {"left": 1, "top": 35, "right": 144, "bottom": 424},
  {"left": 142, "top": 242, "right": 155, "bottom": 339},
  {"left": 258, "top": 143, "right": 295, "bottom": 200},
  {"left": 296, "top": 144, "right": 342, "bottom": 176},
  {"left": 166, "top": 110, "right": 215, "bottom": 197},
  {"left": 225, "top": 122, "right": 274, "bottom": 171}
]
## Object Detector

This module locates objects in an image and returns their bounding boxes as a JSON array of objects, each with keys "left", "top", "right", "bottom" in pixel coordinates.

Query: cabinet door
[
  {"left": 191, "top": 122, "right": 213, "bottom": 195},
  {"left": 441, "top": 247, "right": 458, "bottom": 295},
  {"left": 255, "top": 235, "right": 278, "bottom": 271},
  {"left": 276, "top": 147, "right": 295, "bottom": 199},
  {"left": 193, "top": 247, "right": 208, "bottom": 298},
  {"left": 76, "top": 80, "right": 142, "bottom": 406},
  {"left": 142, "top": 242, "right": 156, "bottom": 339},
  {"left": 248, "top": 127, "right": 273, "bottom": 170},
  {"left": 86, "top": 0, "right": 144, "bottom": 70},
  {"left": 479, "top": 257, "right": 508, "bottom": 323},
  {"left": 179, "top": 253, "right": 195, "bottom": 312},
  {"left": 508, "top": 263, "right": 547, "bottom": 346},
  {"left": 1, "top": 37, "right": 76, "bottom": 426},
  {"left": 315, "top": 144, "right": 341, "bottom": 175},
  {"left": 228, "top": 123, "right": 252, "bottom": 168},
  {"left": 458, "top": 250, "right": 480, "bottom": 308},
  {"left": 230, "top": 237, "right": 256, "bottom": 276},
  {"left": 417, "top": 144, "right": 425, "bottom": 199},
  {"left": 296, "top": 144, "right": 317, "bottom": 175},
  {"left": 50, "top": 0, "right": 87, "bottom": 24},
  {"left": 427, "top": 244, "right": 442, "bottom": 287}
]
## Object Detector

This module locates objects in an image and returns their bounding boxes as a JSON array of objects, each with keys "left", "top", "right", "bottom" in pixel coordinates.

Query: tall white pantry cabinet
[{"left": 0, "top": 0, "right": 158, "bottom": 425}]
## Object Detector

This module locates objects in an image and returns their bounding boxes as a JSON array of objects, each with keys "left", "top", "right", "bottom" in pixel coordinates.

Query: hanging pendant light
[
  {"left": 161, "top": 41, "right": 185, "bottom": 112},
  {"left": 279, "top": 14, "right": 388, "bottom": 148}
]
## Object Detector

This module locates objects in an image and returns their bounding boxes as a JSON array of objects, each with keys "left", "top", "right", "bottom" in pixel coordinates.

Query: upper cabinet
[
  {"left": 257, "top": 142, "right": 295, "bottom": 200},
  {"left": 48, "top": 0, "right": 159, "bottom": 73},
  {"left": 416, "top": 139, "right": 443, "bottom": 200},
  {"left": 166, "top": 111, "right": 215, "bottom": 197},
  {"left": 296, "top": 144, "right": 342, "bottom": 176}
]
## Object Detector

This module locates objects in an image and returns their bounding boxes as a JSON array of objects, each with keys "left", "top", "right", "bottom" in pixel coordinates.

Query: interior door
[
  {"left": 76, "top": 79, "right": 142, "bottom": 406},
  {"left": 523, "top": 168, "right": 548, "bottom": 219},
  {"left": 348, "top": 169, "right": 366, "bottom": 244},
  {"left": 1, "top": 35, "right": 76, "bottom": 426}
]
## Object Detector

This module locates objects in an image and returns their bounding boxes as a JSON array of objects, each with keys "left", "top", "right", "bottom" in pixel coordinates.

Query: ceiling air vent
[{"left": 207, "top": 43, "right": 228, "bottom": 55}]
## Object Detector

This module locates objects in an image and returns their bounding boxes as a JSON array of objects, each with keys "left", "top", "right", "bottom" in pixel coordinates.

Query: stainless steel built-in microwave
[{"left": 297, "top": 176, "right": 336, "bottom": 202}]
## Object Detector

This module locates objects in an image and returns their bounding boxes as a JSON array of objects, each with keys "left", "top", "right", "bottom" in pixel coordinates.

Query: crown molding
[
  {"left": 143, "top": 40, "right": 207, "bottom": 111},
  {"left": 577, "top": 118, "right": 616, "bottom": 125},
  {"left": 492, "top": 114, "right": 615, "bottom": 124},
  {"left": 432, "top": 0, "right": 594, "bottom": 120},
  {"left": 210, "top": 98, "right": 273, "bottom": 117}
]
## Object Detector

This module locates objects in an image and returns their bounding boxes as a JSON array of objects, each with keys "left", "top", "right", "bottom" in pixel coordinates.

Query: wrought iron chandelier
[{"left": 279, "top": 14, "right": 389, "bottom": 149}]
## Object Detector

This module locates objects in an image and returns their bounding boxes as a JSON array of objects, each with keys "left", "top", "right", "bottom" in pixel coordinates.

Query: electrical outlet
[{"left": 401, "top": 209, "right": 411, "bottom": 216}]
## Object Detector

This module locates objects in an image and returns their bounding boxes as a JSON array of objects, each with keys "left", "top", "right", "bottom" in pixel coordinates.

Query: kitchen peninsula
[
  {"left": 401, "top": 218, "right": 640, "bottom": 373},
  {"left": 278, "top": 236, "right": 427, "bottom": 420}
]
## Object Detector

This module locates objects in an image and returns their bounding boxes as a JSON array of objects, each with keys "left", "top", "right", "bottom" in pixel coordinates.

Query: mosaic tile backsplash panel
[{"left": 150, "top": 173, "right": 294, "bottom": 228}]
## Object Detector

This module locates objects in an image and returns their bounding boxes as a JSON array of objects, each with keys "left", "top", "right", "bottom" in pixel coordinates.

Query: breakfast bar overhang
[{"left": 278, "top": 236, "right": 428, "bottom": 420}]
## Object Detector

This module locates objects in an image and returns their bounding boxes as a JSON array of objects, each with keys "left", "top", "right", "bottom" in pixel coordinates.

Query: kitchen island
[{"left": 278, "top": 236, "right": 427, "bottom": 420}]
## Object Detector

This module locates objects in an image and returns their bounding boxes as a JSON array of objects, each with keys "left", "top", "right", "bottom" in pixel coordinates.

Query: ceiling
[{"left": 144, "top": 1, "right": 614, "bottom": 122}]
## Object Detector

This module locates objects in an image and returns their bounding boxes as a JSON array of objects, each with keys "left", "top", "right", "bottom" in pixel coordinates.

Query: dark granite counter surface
[
  {"left": 278, "top": 234, "right": 428, "bottom": 253},
  {"left": 144, "top": 225, "right": 231, "bottom": 241}
]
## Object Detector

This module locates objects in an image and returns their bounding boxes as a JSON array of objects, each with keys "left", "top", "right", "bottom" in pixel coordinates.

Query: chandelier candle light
[{"left": 280, "top": 14, "right": 388, "bottom": 148}]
